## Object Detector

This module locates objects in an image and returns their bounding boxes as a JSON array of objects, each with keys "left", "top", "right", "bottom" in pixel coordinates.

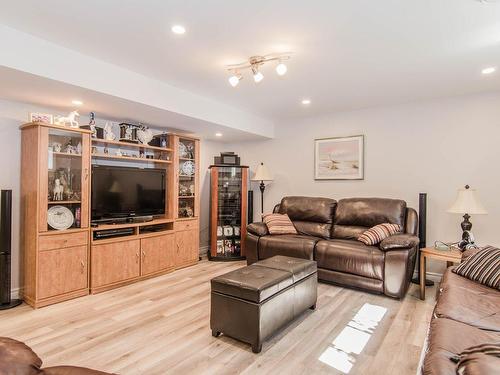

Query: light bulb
[
  {"left": 276, "top": 63, "right": 287, "bottom": 76},
  {"left": 301, "top": 99, "right": 311, "bottom": 105},
  {"left": 253, "top": 71, "right": 264, "bottom": 83},
  {"left": 482, "top": 66, "right": 496, "bottom": 75},
  {"left": 171, "top": 25, "right": 186, "bottom": 34},
  {"left": 228, "top": 75, "right": 240, "bottom": 87}
]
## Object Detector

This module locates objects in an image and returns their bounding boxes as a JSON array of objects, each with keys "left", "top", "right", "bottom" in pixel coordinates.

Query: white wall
[
  {"left": 234, "top": 92, "right": 500, "bottom": 274},
  {"left": 0, "top": 99, "right": 220, "bottom": 293}
]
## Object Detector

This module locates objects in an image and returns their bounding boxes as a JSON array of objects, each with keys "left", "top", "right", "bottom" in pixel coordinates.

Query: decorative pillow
[
  {"left": 452, "top": 246, "right": 500, "bottom": 289},
  {"left": 357, "top": 223, "right": 401, "bottom": 245},
  {"left": 263, "top": 213, "right": 297, "bottom": 235},
  {"left": 450, "top": 342, "right": 500, "bottom": 371}
]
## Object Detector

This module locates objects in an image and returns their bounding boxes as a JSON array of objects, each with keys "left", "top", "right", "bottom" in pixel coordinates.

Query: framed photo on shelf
[
  {"left": 314, "top": 135, "right": 364, "bottom": 180},
  {"left": 30, "top": 112, "right": 53, "bottom": 124}
]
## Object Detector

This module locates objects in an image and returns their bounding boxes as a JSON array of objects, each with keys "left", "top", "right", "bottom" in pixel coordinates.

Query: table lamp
[
  {"left": 251, "top": 162, "right": 273, "bottom": 221},
  {"left": 447, "top": 185, "right": 487, "bottom": 249}
]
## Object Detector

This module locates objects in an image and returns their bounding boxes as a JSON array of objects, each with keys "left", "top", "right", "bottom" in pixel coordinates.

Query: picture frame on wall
[{"left": 314, "top": 135, "right": 364, "bottom": 180}]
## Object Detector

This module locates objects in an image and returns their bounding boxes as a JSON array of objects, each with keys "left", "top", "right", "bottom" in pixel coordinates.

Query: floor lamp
[{"left": 251, "top": 162, "right": 273, "bottom": 221}]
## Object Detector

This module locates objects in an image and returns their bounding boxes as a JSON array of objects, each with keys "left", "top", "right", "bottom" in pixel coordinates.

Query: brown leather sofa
[
  {"left": 0, "top": 337, "right": 113, "bottom": 375},
  {"left": 422, "top": 267, "right": 500, "bottom": 374},
  {"left": 246, "top": 196, "right": 419, "bottom": 299}
]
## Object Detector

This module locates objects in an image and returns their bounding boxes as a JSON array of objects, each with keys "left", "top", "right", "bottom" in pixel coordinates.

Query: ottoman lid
[
  {"left": 255, "top": 256, "right": 317, "bottom": 283},
  {"left": 211, "top": 264, "right": 293, "bottom": 303}
]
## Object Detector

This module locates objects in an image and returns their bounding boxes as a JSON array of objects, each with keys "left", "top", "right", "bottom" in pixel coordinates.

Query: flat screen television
[{"left": 91, "top": 165, "right": 166, "bottom": 222}]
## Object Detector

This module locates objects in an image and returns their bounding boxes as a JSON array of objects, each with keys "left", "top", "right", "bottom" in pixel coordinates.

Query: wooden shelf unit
[
  {"left": 91, "top": 153, "right": 172, "bottom": 164},
  {"left": 21, "top": 123, "right": 202, "bottom": 307}
]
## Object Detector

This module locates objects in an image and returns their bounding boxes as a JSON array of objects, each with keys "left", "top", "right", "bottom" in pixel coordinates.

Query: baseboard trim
[{"left": 199, "top": 245, "right": 209, "bottom": 256}]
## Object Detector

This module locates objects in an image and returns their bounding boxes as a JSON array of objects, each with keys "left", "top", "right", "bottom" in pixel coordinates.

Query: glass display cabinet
[
  {"left": 209, "top": 165, "right": 248, "bottom": 261},
  {"left": 177, "top": 137, "right": 197, "bottom": 219}
]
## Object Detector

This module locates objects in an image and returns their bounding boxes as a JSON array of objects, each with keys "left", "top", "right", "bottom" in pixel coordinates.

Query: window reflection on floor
[{"left": 319, "top": 303, "right": 388, "bottom": 373}]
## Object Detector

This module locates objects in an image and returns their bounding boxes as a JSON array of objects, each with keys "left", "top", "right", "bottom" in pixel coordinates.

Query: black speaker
[
  {"left": 411, "top": 192, "right": 434, "bottom": 286},
  {"left": 248, "top": 190, "right": 254, "bottom": 224},
  {"left": 0, "top": 190, "right": 22, "bottom": 309}
]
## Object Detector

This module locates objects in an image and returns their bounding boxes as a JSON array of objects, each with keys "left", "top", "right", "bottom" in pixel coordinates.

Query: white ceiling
[{"left": 1, "top": 0, "right": 500, "bottom": 122}]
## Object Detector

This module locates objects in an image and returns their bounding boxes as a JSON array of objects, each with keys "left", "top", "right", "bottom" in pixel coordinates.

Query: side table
[{"left": 419, "top": 247, "right": 462, "bottom": 300}]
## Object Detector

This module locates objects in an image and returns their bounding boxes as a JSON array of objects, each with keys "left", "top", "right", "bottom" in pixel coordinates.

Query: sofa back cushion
[
  {"left": 278, "top": 196, "right": 336, "bottom": 239},
  {"left": 332, "top": 198, "right": 407, "bottom": 240}
]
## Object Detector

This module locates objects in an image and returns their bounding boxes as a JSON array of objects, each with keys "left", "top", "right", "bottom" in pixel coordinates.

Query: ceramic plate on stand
[{"left": 47, "top": 205, "right": 75, "bottom": 230}]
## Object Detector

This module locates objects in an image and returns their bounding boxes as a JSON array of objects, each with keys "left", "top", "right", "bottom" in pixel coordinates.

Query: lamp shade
[
  {"left": 447, "top": 185, "right": 487, "bottom": 215},
  {"left": 251, "top": 162, "right": 273, "bottom": 181}
]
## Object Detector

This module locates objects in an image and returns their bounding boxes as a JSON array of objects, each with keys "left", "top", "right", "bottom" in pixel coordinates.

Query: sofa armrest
[
  {"left": 379, "top": 234, "right": 419, "bottom": 251},
  {"left": 247, "top": 222, "right": 268, "bottom": 237}
]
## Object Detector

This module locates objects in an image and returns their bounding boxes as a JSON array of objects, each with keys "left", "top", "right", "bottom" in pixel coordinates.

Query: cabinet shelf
[
  {"left": 51, "top": 152, "right": 82, "bottom": 158},
  {"left": 92, "top": 154, "right": 172, "bottom": 164},
  {"left": 178, "top": 196, "right": 195, "bottom": 199},
  {"left": 48, "top": 200, "right": 81, "bottom": 205},
  {"left": 91, "top": 138, "right": 173, "bottom": 152}
]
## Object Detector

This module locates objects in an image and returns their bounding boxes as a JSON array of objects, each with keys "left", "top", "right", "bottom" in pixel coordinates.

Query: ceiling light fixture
[
  {"left": 171, "top": 25, "right": 186, "bottom": 34},
  {"left": 71, "top": 100, "right": 83, "bottom": 106},
  {"left": 482, "top": 66, "right": 497, "bottom": 75},
  {"left": 215, "top": 133, "right": 223, "bottom": 137},
  {"left": 225, "top": 52, "right": 291, "bottom": 87},
  {"left": 276, "top": 61, "right": 288, "bottom": 76},
  {"left": 228, "top": 73, "right": 242, "bottom": 87},
  {"left": 301, "top": 99, "right": 311, "bottom": 105}
]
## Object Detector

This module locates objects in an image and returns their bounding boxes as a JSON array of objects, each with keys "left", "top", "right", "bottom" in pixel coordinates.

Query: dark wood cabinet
[{"left": 209, "top": 166, "right": 248, "bottom": 260}]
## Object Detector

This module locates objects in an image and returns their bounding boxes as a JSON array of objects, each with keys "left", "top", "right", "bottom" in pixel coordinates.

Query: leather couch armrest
[
  {"left": 379, "top": 234, "right": 419, "bottom": 251},
  {"left": 247, "top": 222, "right": 268, "bottom": 237}
]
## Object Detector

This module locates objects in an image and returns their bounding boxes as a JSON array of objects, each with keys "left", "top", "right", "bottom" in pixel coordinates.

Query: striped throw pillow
[
  {"left": 358, "top": 223, "right": 401, "bottom": 245},
  {"left": 452, "top": 246, "right": 500, "bottom": 289},
  {"left": 263, "top": 213, "right": 297, "bottom": 235}
]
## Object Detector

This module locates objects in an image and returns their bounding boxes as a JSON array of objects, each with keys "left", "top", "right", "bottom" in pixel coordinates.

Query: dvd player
[{"left": 93, "top": 227, "right": 135, "bottom": 241}]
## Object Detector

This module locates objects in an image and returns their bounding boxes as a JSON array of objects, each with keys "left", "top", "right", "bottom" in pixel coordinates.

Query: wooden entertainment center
[{"left": 20, "top": 123, "right": 200, "bottom": 308}]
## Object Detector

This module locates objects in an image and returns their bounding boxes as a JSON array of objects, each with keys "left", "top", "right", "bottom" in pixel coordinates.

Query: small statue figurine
[
  {"left": 89, "top": 112, "right": 97, "bottom": 138},
  {"left": 104, "top": 122, "right": 116, "bottom": 140},
  {"left": 54, "top": 111, "right": 80, "bottom": 128},
  {"left": 53, "top": 179, "right": 64, "bottom": 201}
]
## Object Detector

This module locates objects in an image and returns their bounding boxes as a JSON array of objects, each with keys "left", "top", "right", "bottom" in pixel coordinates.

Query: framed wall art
[{"left": 314, "top": 135, "right": 364, "bottom": 180}]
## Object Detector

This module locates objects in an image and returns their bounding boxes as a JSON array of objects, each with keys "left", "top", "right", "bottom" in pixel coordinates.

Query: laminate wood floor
[{"left": 0, "top": 260, "right": 437, "bottom": 375}]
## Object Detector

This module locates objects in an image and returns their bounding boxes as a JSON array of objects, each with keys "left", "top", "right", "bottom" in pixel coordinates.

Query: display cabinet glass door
[
  {"left": 178, "top": 137, "right": 197, "bottom": 218},
  {"left": 41, "top": 128, "right": 90, "bottom": 231},
  {"left": 214, "top": 167, "right": 244, "bottom": 258}
]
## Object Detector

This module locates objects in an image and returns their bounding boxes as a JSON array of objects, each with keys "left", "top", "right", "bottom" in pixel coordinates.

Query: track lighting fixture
[{"left": 226, "top": 52, "right": 291, "bottom": 87}]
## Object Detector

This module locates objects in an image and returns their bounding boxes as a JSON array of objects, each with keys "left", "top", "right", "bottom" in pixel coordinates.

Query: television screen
[{"left": 91, "top": 165, "right": 165, "bottom": 221}]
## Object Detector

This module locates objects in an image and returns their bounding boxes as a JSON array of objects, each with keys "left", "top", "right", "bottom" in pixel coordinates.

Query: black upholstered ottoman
[{"left": 210, "top": 255, "right": 317, "bottom": 353}]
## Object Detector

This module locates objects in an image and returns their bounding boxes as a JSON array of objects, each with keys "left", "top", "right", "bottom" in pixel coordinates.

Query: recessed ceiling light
[
  {"left": 482, "top": 66, "right": 497, "bottom": 75},
  {"left": 215, "top": 133, "right": 223, "bottom": 137},
  {"left": 72, "top": 100, "right": 83, "bottom": 106},
  {"left": 171, "top": 25, "right": 186, "bottom": 35},
  {"left": 276, "top": 62, "right": 288, "bottom": 76},
  {"left": 301, "top": 99, "right": 311, "bottom": 105}
]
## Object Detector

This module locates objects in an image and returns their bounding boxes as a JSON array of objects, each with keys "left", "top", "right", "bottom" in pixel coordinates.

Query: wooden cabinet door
[
  {"left": 91, "top": 239, "right": 140, "bottom": 288},
  {"left": 38, "top": 245, "right": 88, "bottom": 299},
  {"left": 174, "top": 229, "right": 199, "bottom": 267},
  {"left": 141, "top": 234, "right": 174, "bottom": 276}
]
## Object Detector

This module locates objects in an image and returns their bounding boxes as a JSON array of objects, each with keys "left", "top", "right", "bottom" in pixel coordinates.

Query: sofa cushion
[
  {"left": 452, "top": 246, "right": 500, "bottom": 290},
  {"left": 332, "top": 198, "right": 406, "bottom": 239},
  {"left": 435, "top": 268, "right": 500, "bottom": 331},
  {"left": 0, "top": 337, "right": 42, "bottom": 375},
  {"left": 258, "top": 234, "right": 321, "bottom": 261},
  {"left": 263, "top": 213, "right": 297, "bottom": 235},
  {"left": 278, "top": 196, "right": 337, "bottom": 238},
  {"left": 358, "top": 223, "right": 401, "bottom": 245},
  {"left": 279, "top": 196, "right": 336, "bottom": 223},
  {"left": 423, "top": 318, "right": 500, "bottom": 375},
  {"left": 315, "top": 239, "right": 385, "bottom": 280},
  {"left": 211, "top": 264, "right": 293, "bottom": 303}
]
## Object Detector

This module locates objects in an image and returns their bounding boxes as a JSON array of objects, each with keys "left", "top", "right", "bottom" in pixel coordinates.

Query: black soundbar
[{"left": 93, "top": 228, "right": 135, "bottom": 241}]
